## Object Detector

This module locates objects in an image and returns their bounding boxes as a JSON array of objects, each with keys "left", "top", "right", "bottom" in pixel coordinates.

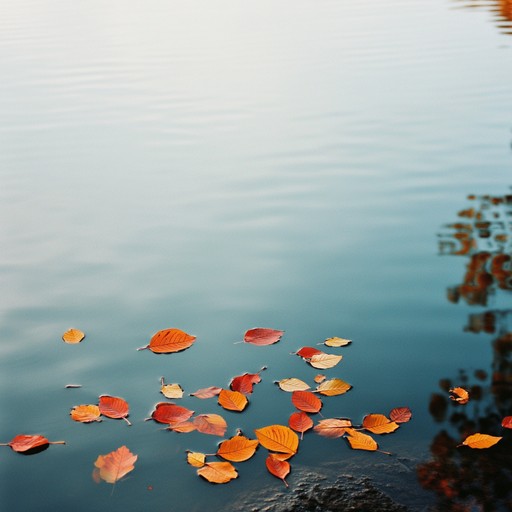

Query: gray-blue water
[{"left": 1, "top": 0, "right": 511, "bottom": 510}]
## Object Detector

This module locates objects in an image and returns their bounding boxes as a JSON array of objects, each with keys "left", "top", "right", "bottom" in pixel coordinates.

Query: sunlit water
[{"left": 1, "top": 0, "right": 511, "bottom": 510}]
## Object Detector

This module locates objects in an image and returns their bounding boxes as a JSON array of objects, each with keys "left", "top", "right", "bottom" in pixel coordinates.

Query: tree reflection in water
[
  {"left": 418, "top": 193, "right": 512, "bottom": 511},
  {"left": 453, "top": 0, "right": 512, "bottom": 36}
]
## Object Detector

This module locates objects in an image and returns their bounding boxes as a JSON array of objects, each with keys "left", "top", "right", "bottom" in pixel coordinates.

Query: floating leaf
[
  {"left": 314, "top": 418, "right": 352, "bottom": 438},
  {"left": 62, "top": 328, "right": 85, "bottom": 344},
  {"left": 450, "top": 387, "right": 469, "bottom": 405},
  {"left": 190, "top": 386, "right": 223, "bottom": 399},
  {"left": 230, "top": 372, "right": 262, "bottom": 395},
  {"left": 94, "top": 445, "right": 137, "bottom": 484},
  {"left": 168, "top": 421, "right": 197, "bottom": 433},
  {"left": 362, "top": 414, "right": 399, "bottom": 435},
  {"left": 316, "top": 378, "right": 351, "bottom": 396},
  {"left": 216, "top": 434, "right": 259, "bottom": 462},
  {"left": 197, "top": 462, "right": 238, "bottom": 484},
  {"left": 244, "top": 328, "right": 284, "bottom": 346},
  {"left": 502, "top": 416, "right": 512, "bottom": 429},
  {"left": 218, "top": 389, "right": 248, "bottom": 412},
  {"left": 255, "top": 425, "right": 299, "bottom": 455},
  {"left": 161, "top": 383, "right": 184, "bottom": 399},
  {"left": 314, "top": 374, "right": 326, "bottom": 384},
  {"left": 265, "top": 453, "right": 290, "bottom": 487},
  {"left": 389, "top": 407, "right": 412, "bottom": 424},
  {"left": 460, "top": 433, "right": 502, "bottom": 449},
  {"left": 291, "top": 391, "right": 322, "bottom": 414},
  {"left": 98, "top": 395, "right": 131, "bottom": 425},
  {"left": 324, "top": 337, "right": 351, "bottom": 347},
  {"left": 139, "top": 328, "right": 196, "bottom": 354},
  {"left": 277, "top": 378, "right": 310, "bottom": 392},
  {"left": 193, "top": 414, "right": 227, "bottom": 436},
  {"left": 150, "top": 403, "right": 194, "bottom": 425},
  {"left": 295, "top": 347, "right": 323, "bottom": 358},
  {"left": 288, "top": 412, "right": 313, "bottom": 438},
  {"left": 186, "top": 451, "right": 206, "bottom": 468},
  {"left": 0, "top": 434, "right": 65, "bottom": 453},
  {"left": 345, "top": 429, "right": 378, "bottom": 452},
  {"left": 308, "top": 353, "right": 342, "bottom": 370},
  {"left": 70, "top": 404, "right": 101, "bottom": 423}
]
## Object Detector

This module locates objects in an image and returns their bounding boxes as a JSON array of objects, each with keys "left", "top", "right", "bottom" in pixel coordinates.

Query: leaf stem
[
  {"left": 49, "top": 441, "right": 66, "bottom": 445},
  {"left": 122, "top": 417, "right": 132, "bottom": 426}
]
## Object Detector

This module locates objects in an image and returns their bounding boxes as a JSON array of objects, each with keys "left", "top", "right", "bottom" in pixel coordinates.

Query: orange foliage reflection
[{"left": 454, "top": 0, "right": 512, "bottom": 36}]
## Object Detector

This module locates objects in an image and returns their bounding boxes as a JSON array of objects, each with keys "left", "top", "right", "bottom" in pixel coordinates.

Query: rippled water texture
[{"left": 1, "top": 0, "right": 511, "bottom": 510}]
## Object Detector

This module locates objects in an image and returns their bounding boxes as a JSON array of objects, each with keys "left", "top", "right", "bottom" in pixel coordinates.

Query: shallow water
[{"left": 1, "top": 0, "right": 511, "bottom": 510}]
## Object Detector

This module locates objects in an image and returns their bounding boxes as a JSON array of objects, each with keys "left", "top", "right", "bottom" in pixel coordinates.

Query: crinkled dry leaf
[
  {"left": 1, "top": 434, "right": 65, "bottom": 453},
  {"left": 244, "top": 328, "right": 284, "bottom": 346},
  {"left": 450, "top": 387, "right": 469, "bottom": 404},
  {"left": 314, "top": 374, "right": 326, "bottom": 384},
  {"left": 186, "top": 451, "right": 206, "bottom": 468},
  {"left": 502, "top": 416, "right": 512, "bottom": 429},
  {"left": 362, "top": 414, "right": 399, "bottom": 435},
  {"left": 460, "top": 433, "right": 502, "bottom": 449},
  {"left": 161, "top": 383, "right": 184, "bottom": 399},
  {"left": 288, "top": 412, "right": 313, "bottom": 438},
  {"left": 255, "top": 425, "right": 299, "bottom": 455},
  {"left": 291, "top": 391, "right": 322, "bottom": 414},
  {"left": 218, "top": 389, "right": 248, "bottom": 412},
  {"left": 190, "top": 386, "right": 223, "bottom": 399},
  {"left": 62, "top": 328, "right": 85, "bottom": 344},
  {"left": 316, "top": 378, "right": 351, "bottom": 396},
  {"left": 216, "top": 434, "right": 259, "bottom": 462},
  {"left": 230, "top": 373, "right": 262, "bottom": 395},
  {"left": 150, "top": 403, "right": 194, "bottom": 425},
  {"left": 308, "top": 353, "right": 342, "bottom": 369},
  {"left": 324, "top": 337, "right": 351, "bottom": 347},
  {"left": 197, "top": 462, "right": 238, "bottom": 484},
  {"left": 389, "top": 407, "right": 412, "bottom": 424},
  {"left": 94, "top": 445, "right": 137, "bottom": 484},
  {"left": 70, "top": 404, "right": 101, "bottom": 423},
  {"left": 98, "top": 395, "right": 131, "bottom": 425},
  {"left": 295, "top": 347, "right": 323, "bottom": 358},
  {"left": 277, "top": 378, "right": 310, "bottom": 392},
  {"left": 193, "top": 414, "right": 227, "bottom": 436},
  {"left": 314, "top": 418, "right": 352, "bottom": 438},
  {"left": 265, "top": 453, "right": 290, "bottom": 487},
  {"left": 345, "top": 429, "right": 378, "bottom": 451},
  {"left": 140, "top": 328, "right": 196, "bottom": 354}
]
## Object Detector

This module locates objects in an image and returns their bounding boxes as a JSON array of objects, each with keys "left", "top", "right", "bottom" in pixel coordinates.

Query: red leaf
[
  {"left": 265, "top": 454, "right": 290, "bottom": 487},
  {"left": 2, "top": 434, "right": 65, "bottom": 453},
  {"left": 389, "top": 407, "right": 412, "bottom": 424},
  {"left": 295, "top": 347, "right": 323, "bottom": 358},
  {"left": 244, "top": 328, "right": 284, "bottom": 346},
  {"left": 291, "top": 391, "right": 322, "bottom": 414},
  {"left": 98, "top": 395, "right": 131, "bottom": 425},
  {"left": 288, "top": 412, "right": 313, "bottom": 438},
  {"left": 150, "top": 403, "right": 194, "bottom": 425},
  {"left": 230, "top": 373, "right": 262, "bottom": 395},
  {"left": 502, "top": 416, "right": 512, "bottom": 429}
]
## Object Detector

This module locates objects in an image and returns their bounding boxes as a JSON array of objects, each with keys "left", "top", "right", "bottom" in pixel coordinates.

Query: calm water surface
[{"left": 1, "top": 0, "right": 512, "bottom": 510}]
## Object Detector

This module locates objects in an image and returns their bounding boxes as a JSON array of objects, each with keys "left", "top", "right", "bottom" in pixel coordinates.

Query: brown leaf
[
  {"left": 1, "top": 434, "right": 65, "bottom": 453},
  {"left": 316, "top": 378, "right": 351, "bottom": 396},
  {"left": 344, "top": 429, "right": 378, "bottom": 451},
  {"left": 308, "top": 353, "right": 342, "bottom": 370},
  {"left": 389, "top": 407, "right": 412, "bottom": 424},
  {"left": 150, "top": 402, "right": 194, "bottom": 425},
  {"left": 244, "top": 328, "right": 284, "bottom": 346},
  {"left": 218, "top": 389, "right": 248, "bottom": 412},
  {"left": 98, "top": 395, "right": 131, "bottom": 425},
  {"left": 362, "top": 414, "right": 399, "bottom": 435},
  {"left": 449, "top": 387, "right": 469, "bottom": 404},
  {"left": 70, "top": 404, "right": 101, "bottom": 423},
  {"left": 291, "top": 391, "right": 322, "bottom": 414},
  {"left": 189, "top": 386, "right": 223, "bottom": 399},
  {"left": 193, "top": 414, "right": 228, "bottom": 436},
  {"left": 255, "top": 425, "right": 299, "bottom": 455},
  {"left": 140, "top": 328, "right": 196, "bottom": 354},
  {"left": 459, "top": 433, "right": 502, "bottom": 449},
  {"left": 197, "top": 462, "right": 238, "bottom": 484},
  {"left": 314, "top": 418, "right": 352, "bottom": 438},
  {"left": 62, "top": 328, "right": 85, "bottom": 344},
  {"left": 265, "top": 453, "right": 290, "bottom": 487},
  {"left": 216, "top": 434, "right": 259, "bottom": 462},
  {"left": 94, "top": 445, "right": 137, "bottom": 484},
  {"left": 277, "top": 378, "right": 310, "bottom": 392}
]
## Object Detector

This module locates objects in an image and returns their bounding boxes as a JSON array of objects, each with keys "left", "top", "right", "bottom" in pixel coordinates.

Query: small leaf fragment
[
  {"left": 291, "top": 391, "right": 322, "bottom": 414},
  {"left": 324, "top": 337, "right": 351, "bottom": 347},
  {"left": 265, "top": 453, "right": 290, "bottom": 487},
  {"left": 316, "top": 378, "right": 351, "bottom": 396},
  {"left": 277, "top": 378, "right": 310, "bottom": 392},
  {"left": 186, "top": 451, "right": 206, "bottom": 468},
  {"left": 314, "top": 374, "right": 326, "bottom": 384},
  {"left": 197, "top": 462, "right": 238, "bottom": 484},
  {"left": 218, "top": 389, "right": 248, "bottom": 412},
  {"left": 450, "top": 387, "right": 469, "bottom": 404},
  {"left": 216, "top": 434, "right": 259, "bottom": 462},
  {"left": 460, "top": 433, "right": 502, "bottom": 449},
  {"left": 244, "top": 328, "right": 284, "bottom": 346},
  {"left": 62, "top": 328, "right": 85, "bottom": 344},
  {"left": 94, "top": 445, "right": 137, "bottom": 484},
  {"left": 70, "top": 404, "right": 101, "bottom": 423},
  {"left": 255, "top": 425, "right": 299, "bottom": 455}
]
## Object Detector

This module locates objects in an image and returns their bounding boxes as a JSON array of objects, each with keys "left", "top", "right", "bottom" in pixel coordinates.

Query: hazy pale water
[{"left": 1, "top": 0, "right": 512, "bottom": 510}]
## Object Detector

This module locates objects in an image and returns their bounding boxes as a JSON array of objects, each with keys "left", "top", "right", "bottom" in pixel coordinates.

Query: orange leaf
[
  {"left": 244, "top": 328, "right": 284, "bottom": 346},
  {"left": 460, "top": 433, "right": 502, "bottom": 449},
  {"left": 218, "top": 389, "right": 248, "bottom": 412},
  {"left": 94, "top": 445, "right": 137, "bottom": 484},
  {"left": 1, "top": 434, "right": 65, "bottom": 453},
  {"left": 308, "top": 353, "right": 342, "bottom": 369},
  {"left": 216, "top": 434, "right": 259, "bottom": 462},
  {"left": 288, "top": 412, "right": 313, "bottom": 438},
  {"left": 186, "top": 451, "right": 206, "bottom": 468},
  {"left": 362, "top": 414, "right": 399, "bottom": 434},
  {"left": 502, "top": 416, "right": 512, "bottom": 429},
  {"left": 197, "top": 461, "right": 238, "bottom": 484},
  {"left": 190, "top": 386, "right": 223, "bottom": 399},
  {"left": 314, "top": 374, "right": 326, "bottom": 384},
  {"left": 140, "top": 328, "right": 196, "bottom": 354},
  {"left": 168, "top": 421, "right": 197, "bottom": 433},
  {"left": 150, "top": 403, "right": 194, "bottom": 425},
  {"left": 62, "top": 328, "right": 85, "bottom": 344},
  {"left": 449, "top": 387, "right": 469, "bottom": 404},
  {"left": 314, "top": 418, "right": 352, "bottom": 438},
  {"left": 295, "top": 347, "right": 323, "bottom": 358},
  {"left": 291, "top": 391, "right": 322, "bottom": 414},
  {"left": 70, "top": 404, "right": 101, "bottom": 423},
  {"left": 98, "top": 395, "right": 131, "bottom": 425},
  {"left": 345, "top": 429, "right": 378, "bottom": 451},
  {"left": 389, "top": 407, "right": 412, "bottom": 424},
  {"left": 193, "top": 414, "right": 227, "bottom": 436},
  {"left": 254, "top": 425, "right": 299, "bottom": 455},
  {"left": 230, "top": 373, "right": 262, "bottom": 395},
  {"left": 316, "top": 378, "right": 351, "bottom": 396},
  {"left": 265, "top": 453, "right": 290, "bottom": 487},
  {"left": 277, "top": 378, "right": 310, "bottom": 392}
]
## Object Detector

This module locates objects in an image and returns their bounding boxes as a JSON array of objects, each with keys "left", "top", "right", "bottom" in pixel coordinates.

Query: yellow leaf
[
  {"left": 344, "top": 429, "right": 378, "bottom": 451},
  {"left": 362, "top": 414, "right": 399, "bottom": 434},
  {"left": 62, "top": 328, "right": 85, "bottom": 344},
  {"left": 316, "top": 378, "right": 352, "bottom": 396},
  {"left": 216, "top": 435, "right": 259, "bottom": 462},
  {"left": 324, "top": 337, "right": 351, "bottom": 347},
  {"left": 186, "top": 451, "right": 206, "bottom": 468},
  {"left": 277, "top": 378, "right": 311, "bottom": 392},
  {"left": 255, "top": 425, "right": 299, "bottom": 455},
  {"left": 161, "top": 383, "right": 184, "bottom": 399},
  {"left": 449, "top": 387, "right": 469, "bottom": 405},
  {"left": 460, "top": 433, "right": 502, "bottom": 449},
  {"left": 197, "top": 462, "right": 238, "bottom": 484},
  {"left": 308, "top": 353, "right": 342, "bottom": 369}
]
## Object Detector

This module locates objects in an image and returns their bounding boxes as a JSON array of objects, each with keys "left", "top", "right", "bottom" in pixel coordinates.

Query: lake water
[{"left": 1, "top": 0, "right": 512, "bottom": 510}]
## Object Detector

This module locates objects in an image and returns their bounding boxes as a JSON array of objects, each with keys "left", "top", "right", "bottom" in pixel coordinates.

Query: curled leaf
[
  {"left": 255, "top": 425, "right": 299, "bottom": 455},
  {"left": 362, "top": 414, "right": 399, "bottom": 435},
  {"left": 316, "top": 378, "right": 351, "bottom": 396},
  {"left": 216, "top": 434, "right": 259, "bottom": 462},
  {"left": 314, "top": 418, "right": 352, "bottom": 438},
  {"left": 94, "top": 445, "right": 137, "bottom": 484},
  {"left": 389, "top": 407, "right": 412, "bottom": 424},
  {"left": 308, "top": 353, "right": 342, "bottom": 370},
  {"left": 324, "top": 337, "right": 351, "bottom": 347},
  {"left": 70, "top": 404, "right": 101, "bottom": 423},
  {"left": 277, "top": 378, "right": 310, "bottom": 392},
  {"left": 449, "top": 387, "right": 469, "bottom": 404},
  {"left": 291, "top": 391, "right": 322, "bottom": 414},
  {"left": 197, "top": 461, "right": 238, "bottom": 484},
  {"left": 98, "top": 395, "right": 131, "bottom": 425},
  {"left": 193, "top": 414, "right": 228, "bottom": 436},
  {"left": 62, "top": 328, "right": 85, "bottom": 344},
  {"left": 190, "top": 386, "right": 223, "bottom": 399},
  {"left": 265, "top": 453, "right": 290, "bottom": 487},
  {"left": 244, "top": 328, "right": 284, "bottom": 346},
  {"left": 139, "top": 328, "right": 196, "bottom": 354},
  {"left": 460, "top": 433, "right": 502, "bottom": 449},
  {"left": 218, "top": 389, "right": 248, "bottom": 412}
]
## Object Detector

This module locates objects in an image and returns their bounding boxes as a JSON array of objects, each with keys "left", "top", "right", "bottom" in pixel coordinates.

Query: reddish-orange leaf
[
  {"left": 230, "top": 373, "right": 262, "bottom": 395},
  {"left": 244, "top": 328, "right": 284, "bottom": 346},
  {"left": 168, "top": 421, "right": 197, "bottom": 433},
  {"left": 70, "top": 404, "right": 101, "bottom": 423},
  {"left": 216, "top": 434, "right": 259, "bottom": 462},
  {"left": 190, "top": 386, "right": 223, "bottom": 399},
  {"left": 460, "top": 433, "right": 502, "bottom": 449},
  {"left": 314, "top": 418, "right": 352, "bottom": 438},
  {"left": 139, "top": 328, "right": 196, "bottom": 354},
  {"left": 389, "top": 407, "right": 412, "bottom": 424},
  {"left": 291, "top": 391, "right": 322, "bottom": 414},
  {"left": 502, "top": 416, "right": 512, "bottom": 429},
  {"left": 254, "top": 425, "right": 299, "bottom": 455},
  {"left": 62, "top": 328, "right": 85, "bottom": 344},
  {"left": 362, "top": 414, "right": 399, "bottom": 434},
  {"left": 218, "top": 389, "right": 248, "bottom": 412},
  {"left": 193, "top": 414, "right": 228, "bottom": 436},
  {"left": 98, "top": 395, "right": 131, "bottom": 425},
  {"left": 150, "top": 402, "right": 194, "bottom": 425},
  {"left": 288, "top": 412, "right": 313, "bottom": 439},
  {"left": 1, "top": 434, "right": 65, "bottom": 453},
  {"left": 295, "top": 346, "right": 323, "bottom": 358},
  {"left": 94, "top": 445, "right": 137, "bottom": 484},
  {"left": 265, "top": 453, "right": 290, "bottom": 487},
  {"left": 450, "top": 387, "right": 469, "bottom": 404},
  {"left": 345, "top": 429, "right": 378, "bottom": 452},
  {"left": 197, "top": 461, "right": 238, "bottom": 484}
]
